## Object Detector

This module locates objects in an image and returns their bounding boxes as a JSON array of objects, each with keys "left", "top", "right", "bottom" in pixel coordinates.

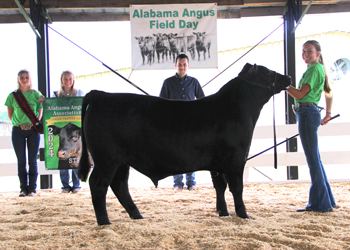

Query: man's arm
[
  {"left": 159, "top": 80, "right": 169, "bottom": 99},
  {"left": 195, "top": 80, "right": 205, "bottom": 99}
]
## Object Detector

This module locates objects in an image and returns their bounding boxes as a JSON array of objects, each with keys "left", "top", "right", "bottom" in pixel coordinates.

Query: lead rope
[
  {"left": 272, "top": 73, "right": 278, "bottom": 169},
  {"left": 273, "top": 94, "right": 277, "bottom": 169}
]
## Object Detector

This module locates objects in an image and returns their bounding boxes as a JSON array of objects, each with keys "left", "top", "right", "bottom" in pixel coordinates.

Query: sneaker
[
  {"left": 72, "top": 189, "right": 80, "bottom": 194},
  {"left": 61, "top": 189, "right": 70, "bottom": 193},
  {"left": 28, "top": 192, "right": 36, "bottom": 197},
  {"left": 188, "top": 186, "right": 197, "bottom": 191},
  {"left": 19, "top": 191, "right": 27, "bottom": 197},
  {"left": 174, "top": 186, "right": 183, "bottom": 191}
]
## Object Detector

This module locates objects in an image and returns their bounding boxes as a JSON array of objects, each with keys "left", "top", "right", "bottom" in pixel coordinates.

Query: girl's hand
[{"left": 321, "top": 113, "right": 331, "bottom": 125}]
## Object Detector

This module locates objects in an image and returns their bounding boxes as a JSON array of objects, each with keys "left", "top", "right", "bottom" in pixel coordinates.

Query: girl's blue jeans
[
  {"left": 12, "top": 126, "right": 40, "bottom": 193},
  {"left": 296, "top": 104, "right": 336, "bottom": 212}
]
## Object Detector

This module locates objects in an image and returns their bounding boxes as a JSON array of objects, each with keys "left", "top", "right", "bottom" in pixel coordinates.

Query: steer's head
[
  {"left": 48, "top": 122, "right": 82, "bottom": 163},
  {"left": 135, "top": 36, "right": 145, "bottom": 48},
  {"left": 153, "top": 33, "right": 162, "bottom": 42},
  {"left": 238, "top": 63, "right": 292, "bottom": 94},
  {"left": 166, "top": 33, "right": 178, "bottom": 44}
]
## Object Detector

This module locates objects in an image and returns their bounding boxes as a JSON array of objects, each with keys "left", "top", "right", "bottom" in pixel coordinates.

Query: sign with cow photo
[
  {"left": 43, "top": 97, "right": 83, "bottom": 170},
  {"left": 130, "top": 3, "right": 218, "bottom": 70}
]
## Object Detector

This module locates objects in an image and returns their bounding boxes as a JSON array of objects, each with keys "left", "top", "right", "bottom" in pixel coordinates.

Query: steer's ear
[
  {"left": 48, "top": 125, "right": 61, "bottom": 135},
  {"left": 239, "top": 63, "right": 254, "bottom": 78},
  {"left": 238, "top": 63, "right": 259, "bottom": 84},
  {"left": 240, "top": 63, "right": 253, "bottom": 75}
]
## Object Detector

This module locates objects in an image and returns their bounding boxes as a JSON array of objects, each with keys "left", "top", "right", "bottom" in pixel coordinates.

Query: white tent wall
[
  {"left": 74, "top": 30, "right": 350, "bottom": 183},
  {"left": 1, "top": 15, "right": 349, "bottom": 192},
  {"left": 76, "top": 31, "right": 350, "bottom": 125}
]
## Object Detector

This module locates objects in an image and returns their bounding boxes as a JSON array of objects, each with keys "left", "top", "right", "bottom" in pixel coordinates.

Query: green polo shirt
[
  {"left": 295, "top": 62, "right": 324, "bottom": 106},
  {"left": 5, "top": 90, "right": 43, "bottom": 126}
]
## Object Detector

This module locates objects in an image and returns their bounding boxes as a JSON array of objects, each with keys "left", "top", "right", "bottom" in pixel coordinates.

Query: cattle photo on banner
[
  {"left": 130, "top": 3, "right": 218, "bottom": 70},
  {"left": 43, "top": 97, "right": 83, "bottom": 170}
]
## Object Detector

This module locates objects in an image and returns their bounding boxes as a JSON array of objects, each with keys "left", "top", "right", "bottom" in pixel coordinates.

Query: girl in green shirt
[
  {"left": 5, "top": 70, "right": 44, "bottom": 197},
  {"left": 286, "top": 40, "right": 336, "bottom": 212}
]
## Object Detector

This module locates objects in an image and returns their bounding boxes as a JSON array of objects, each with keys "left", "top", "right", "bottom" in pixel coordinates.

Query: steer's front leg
[{"left": 227, "top": 175, "right": 250, "bottom": 219}]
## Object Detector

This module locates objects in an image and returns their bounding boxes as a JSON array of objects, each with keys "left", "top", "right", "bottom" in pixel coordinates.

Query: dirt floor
[{"left": 0, "top": 182, "right": 349, "bottom": 250}]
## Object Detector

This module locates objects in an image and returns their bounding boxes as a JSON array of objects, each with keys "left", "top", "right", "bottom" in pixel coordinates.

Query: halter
[{"left": 238, "top": 71, "right": 277, "bottom": 94}]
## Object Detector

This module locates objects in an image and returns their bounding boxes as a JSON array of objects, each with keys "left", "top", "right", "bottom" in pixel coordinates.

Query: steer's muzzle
[
  {"left": 57, "top": 150, "right": 68, "bottom": 159},
  {"left": 275, "top": 74, "right": 292, "bottom": 93}
]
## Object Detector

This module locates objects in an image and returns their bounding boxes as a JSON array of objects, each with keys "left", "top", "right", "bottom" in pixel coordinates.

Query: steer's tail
[{"left": 77, "top": 91, "right": 92, "bottom": 182}]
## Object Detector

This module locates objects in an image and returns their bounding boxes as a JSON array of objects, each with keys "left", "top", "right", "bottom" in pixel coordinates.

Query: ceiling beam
[
  {"left": 2, "top": 0, "right": 245, "bottom": 9},
  {"left": 1, "top": 0, "right": 346, "bottom": 9},
  {"left": 0, "top": 0, "right": 345, "bottom": 9},
  {"left": 1, "top": 3, "right": 350, "bottom": 23},
  {"left": 1, "top": 0, "right": 350, "bottom": 23}
]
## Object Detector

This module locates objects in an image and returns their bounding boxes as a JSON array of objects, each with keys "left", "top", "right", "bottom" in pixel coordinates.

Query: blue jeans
[
  {"left": 60, "top": 169, "right": 81, "bottom": 191},
  {"left": 12, "top": 126, "right": 40, "bottom": 193},
  {"left": 296, "top": 104, "right": 336, "bottom": 212},
  {"left": 173, "top": 172, "right": 196, "bottom": 188}
]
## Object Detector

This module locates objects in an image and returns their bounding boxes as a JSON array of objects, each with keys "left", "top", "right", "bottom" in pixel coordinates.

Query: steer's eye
[{"left": 71, "top": 135, "right": 79, "bottom": 142}]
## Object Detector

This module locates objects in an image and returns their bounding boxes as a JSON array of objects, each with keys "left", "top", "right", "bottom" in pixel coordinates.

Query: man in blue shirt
[{"left": 160, "top": 53, "right": 205, "bottom": 191}]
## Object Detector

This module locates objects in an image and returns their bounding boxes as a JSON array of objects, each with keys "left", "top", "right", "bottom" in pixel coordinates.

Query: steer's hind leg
[
  {"left": 109, "top": 164, "right": 143, "bottom": 220},
  {"left": 210, "top": 171, "right": 230, "bottom": 216},
  {"left": 89, "top": 166, "right": 118, "bottom": 225}
]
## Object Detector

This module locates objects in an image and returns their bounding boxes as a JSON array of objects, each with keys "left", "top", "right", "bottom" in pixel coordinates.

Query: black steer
[{"left": 78, "top": 63, "right": 292, "bottom": 225}]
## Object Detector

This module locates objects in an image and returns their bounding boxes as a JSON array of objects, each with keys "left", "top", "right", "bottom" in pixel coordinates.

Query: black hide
[{"left": 78, "top": 63, "right": 291, "bottom": 225}]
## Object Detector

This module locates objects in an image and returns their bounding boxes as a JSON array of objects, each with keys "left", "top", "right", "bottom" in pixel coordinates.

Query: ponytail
[{"left": 318, "top": 54, "right": 331, "bottom": 93}]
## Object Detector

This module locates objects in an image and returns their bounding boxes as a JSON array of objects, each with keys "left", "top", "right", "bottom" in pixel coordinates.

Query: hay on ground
[{"left": 0, "top": 182, "right": 349, "bottom": 249}]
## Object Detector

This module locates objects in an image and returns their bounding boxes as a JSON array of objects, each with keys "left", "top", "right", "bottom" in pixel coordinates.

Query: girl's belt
[
  {"left": 15, "top": 123, "right": 33, "bottom": 130},
  {"left": 292, "top": 102, "right": 324, "bottom": 114},
  {"left": 294, "top": 102, "right": 316, "bottom": 110}
]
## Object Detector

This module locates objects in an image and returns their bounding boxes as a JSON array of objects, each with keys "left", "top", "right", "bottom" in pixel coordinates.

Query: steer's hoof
[
  {"left": 217, "top": 210, "right": 230, "bottom": 217},
  {"left": 131, "top": 214, "right": 143, "bottom": 220},
  {"left": 98, "top": 221, "right": 111, "bottom": 226},
  {"left": 237, "top": 213, "right": 251, "bottom": 220}
]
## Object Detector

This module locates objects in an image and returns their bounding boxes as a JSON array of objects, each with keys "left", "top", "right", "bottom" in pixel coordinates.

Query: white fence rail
[
  {"left": 247, "top": 122, "right": 350, "bottom": 168},
  {"left": 0, "top": 122, "right": 349, "bottom": 180}
]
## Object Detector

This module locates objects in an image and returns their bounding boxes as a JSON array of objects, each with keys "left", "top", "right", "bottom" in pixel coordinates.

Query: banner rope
[
  {"left": 202, "top": 22, "right": 284, "bottom": 88},
  {"left": 49, "top": 22, "right": 283, "bottom": 94},
  {"left": 48, "top": 25, "right": 150, "bottom": 96},
  {"left": 128, "top": 68, "right": 134, "bottom": 80}
]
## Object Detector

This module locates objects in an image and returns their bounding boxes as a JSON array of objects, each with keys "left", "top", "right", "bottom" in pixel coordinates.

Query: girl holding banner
[{"left": 54, "top": 71, "right": 84, "bottom": 193}]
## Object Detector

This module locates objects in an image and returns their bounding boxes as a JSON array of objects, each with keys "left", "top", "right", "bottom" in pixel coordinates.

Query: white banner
[{"left": 130, "top": 3, "right": 218, "bottom": 70}]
